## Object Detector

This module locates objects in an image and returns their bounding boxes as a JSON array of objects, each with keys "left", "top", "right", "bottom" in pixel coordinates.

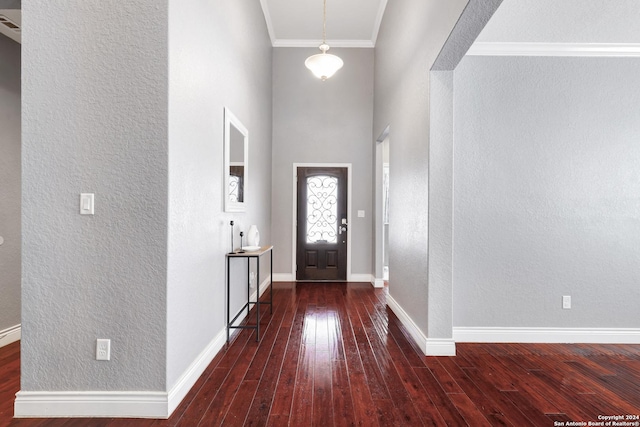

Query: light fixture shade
[{"left": 305, "top": 52, "right": 344, "bottom": 81}]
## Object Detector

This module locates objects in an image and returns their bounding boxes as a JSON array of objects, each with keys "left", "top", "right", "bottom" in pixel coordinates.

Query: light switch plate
[
  {"left": 80, "top": 193, "right": 94, "bottom": 215},
  {"left": 357, "top": 210, "right": 365, "bottom": 218}
]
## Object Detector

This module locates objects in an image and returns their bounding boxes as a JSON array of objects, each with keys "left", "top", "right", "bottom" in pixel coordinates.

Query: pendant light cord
[{"left": 322, "top": 0, "right": 327, "bottom": 44}]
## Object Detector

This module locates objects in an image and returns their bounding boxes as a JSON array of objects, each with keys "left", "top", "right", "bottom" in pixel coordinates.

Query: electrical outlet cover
[{"left": 96, "top": 339, "right": 111, "bottom": 361}]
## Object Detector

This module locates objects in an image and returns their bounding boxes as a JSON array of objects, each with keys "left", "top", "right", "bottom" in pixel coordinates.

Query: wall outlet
[
  {"left": 562, "top": 296, "right": 571, "bottom": 310},
  {"left": 96, "top": 339, "right": 111, "bottom": 361}
]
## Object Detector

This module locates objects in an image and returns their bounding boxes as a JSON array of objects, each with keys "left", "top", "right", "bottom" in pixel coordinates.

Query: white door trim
[
  {"left": 374, "top": 126, "right": 390, "bottom": 286},
  {"left": 292, "top": 163, "right": 353, "bottom": 281}
]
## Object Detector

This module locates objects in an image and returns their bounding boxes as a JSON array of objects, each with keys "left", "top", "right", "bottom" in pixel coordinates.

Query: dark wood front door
[{"left": 296, "top": 167, "right": 348, "bottom": 281}]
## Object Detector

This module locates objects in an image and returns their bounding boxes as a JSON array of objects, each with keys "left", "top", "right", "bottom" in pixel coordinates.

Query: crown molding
[
  {"left": 259, "top": 0, "right": 276, "bottom": 46},
  {"left": 260, "top": 0, "right": 377, "bottom": 48},
  {"left": 467, "top": 42, "right": 640, "bottom": 57},
  {"left": 371, "top": 0, "right": 388, "bottom": 46},
  {"left": 273, "top": 39, "right": 374, "bottom": 48}
]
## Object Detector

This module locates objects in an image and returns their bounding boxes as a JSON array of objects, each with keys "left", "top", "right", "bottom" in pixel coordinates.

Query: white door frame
[
  {"left": 292, "top": 163, "right": 352, "bottom": 281},
  {"left": 373, "top": 126, "right": 390, "bottom": 288}
]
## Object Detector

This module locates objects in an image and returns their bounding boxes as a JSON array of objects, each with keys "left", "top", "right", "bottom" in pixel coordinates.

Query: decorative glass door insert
[
  {"left": 306, "top": 175, "right": 338, "bottom": 244},
  {"left": 229, "top": 176, "right": 240, "bottom": 202},
  {"left": 229, "top": 166, "right": 244, "bottom": 203}
]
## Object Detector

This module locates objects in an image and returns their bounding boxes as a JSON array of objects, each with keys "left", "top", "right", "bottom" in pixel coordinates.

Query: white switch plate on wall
[
  {"left": 562, "top": 295, "right": 571, "bottom": 309},
  {"left": 80, "top": 193, "right": 94, "bottom": 215},
  {"left": 357, "top": 210, "right": 365, "bottom": 217}
]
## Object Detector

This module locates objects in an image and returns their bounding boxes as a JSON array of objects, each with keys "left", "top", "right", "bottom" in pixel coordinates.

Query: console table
[{"left": 226, "top": 245, "right": 273, "bottom": 342}]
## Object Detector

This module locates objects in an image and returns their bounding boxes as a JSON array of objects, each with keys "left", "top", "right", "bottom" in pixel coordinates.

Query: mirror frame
[{"left": 224, "top": 107, "right": 249, "bottom": 213}]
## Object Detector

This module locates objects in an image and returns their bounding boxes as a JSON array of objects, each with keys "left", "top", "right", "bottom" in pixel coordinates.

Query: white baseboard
[
  {"left": 372, "top": 277, "right": 385, "bottom": 288},
  {"left": 274, "top": 273, "right": 379, "bottom": 285},
  {"left": 15, "top": 328, "right": 230, "bottom": 419},
  {"left": 167, "top": 329, "right": 226, "bottom": 415},
  {"left": 0, "top": 324, "right": 20, "bottom": 348},
  {"left": 426, "top": 339, "right": 456, "bottom": 356},
  {"left": 349, "top": 274, "right": 373, "bottom": 283},
  {"left": 386, "top": 295, "right": 427, "bottom": 352},
  {"left": 254, "top": 276, "right": 271, "bottom": 300},
  {"left": 169, "top": 277, "right": 274, "bottom": 415},
  {"left": 273, "top": 273, "right": 293, "bottom": 282},
  {"left": 14, "top": 391, "right": 169, "bottom": 418},
  {"left": 387, "top": 294, "right": 455, "bottom": 356},
  {"left": 454, "top": 327, "right": 640, "bottom": 344}
]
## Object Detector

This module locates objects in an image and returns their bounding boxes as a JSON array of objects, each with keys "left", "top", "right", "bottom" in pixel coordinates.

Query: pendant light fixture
[{"left": 305, "top": 0, "right": 343, "bottom": 81}]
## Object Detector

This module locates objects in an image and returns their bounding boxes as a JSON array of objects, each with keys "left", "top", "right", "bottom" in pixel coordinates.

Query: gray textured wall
[
  {"left": 22, "top": 0, "right": 272, "bottom": 396},
  {"left": 373, "top": 0, "right": 467, "bottom": 337},
  {"left": 22, "top": 1, "right": 169, "bottom": 391},
  {"left": 0, "top": 33, "right": 20, "bottom": 333},
  {"left": 166, "top": 0, "right": 272, "bottom": 389},
  {"left": 453, "top": 56, "right": 640, "bottom": 328},
  {"left": 271, "top": 47, "right": 374, "bottom": 277}
]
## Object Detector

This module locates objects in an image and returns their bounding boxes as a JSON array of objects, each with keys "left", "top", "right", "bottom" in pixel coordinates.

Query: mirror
[{"left": 224, "top": 108, "right": 249, "bottom": 212}]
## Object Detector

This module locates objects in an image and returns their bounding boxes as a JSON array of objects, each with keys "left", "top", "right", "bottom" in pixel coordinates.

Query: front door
[{"left": 296, "top": 167, "right": 348, "bottom": 281}]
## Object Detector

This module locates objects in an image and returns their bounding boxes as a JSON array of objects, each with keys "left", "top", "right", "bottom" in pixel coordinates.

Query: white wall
[
  {"left": 271, "top": 47, "right": 374, "bottom": 278},
  {"left": 167, "top": 0, "right": 272, "bottom": 389},
  {"left": 0, "top": 33, "right": 20, "bottom": 335},
  {"left": 453, "top": 56, "right": 640, "bottom": 328},
  {"left": 373, "top": 0, "right": 467, "bottom": 348}
]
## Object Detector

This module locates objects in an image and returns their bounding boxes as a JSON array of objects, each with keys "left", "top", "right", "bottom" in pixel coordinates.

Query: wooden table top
[{"left": 226, "top": 245, "right": 273, "bottom": 257}]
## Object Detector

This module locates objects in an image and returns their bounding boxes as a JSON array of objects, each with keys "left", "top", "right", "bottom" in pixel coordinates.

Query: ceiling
[
  {"left": 0, "top": 1, "right": 389, "bottom": 48},
  {"left": 3, "top": 1, "right": 638, "bottom": 51},
  {"left": 476, "top": 0, "right": 640, "bottom": 44},
  {"left": 260, "top": 0, "right": 388, "bottom": 48}
]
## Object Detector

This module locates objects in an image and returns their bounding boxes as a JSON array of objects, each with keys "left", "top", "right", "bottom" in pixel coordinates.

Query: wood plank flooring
[{"left": 1, "top": 282, "right": 639, "bottom": 426}]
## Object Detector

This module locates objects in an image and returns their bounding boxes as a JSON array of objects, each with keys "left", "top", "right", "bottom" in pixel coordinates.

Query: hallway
[{"left": 2, "top": 283, "right": 639, "bottom": 426}]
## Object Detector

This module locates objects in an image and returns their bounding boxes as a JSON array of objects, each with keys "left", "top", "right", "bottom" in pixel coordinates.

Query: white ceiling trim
[
  {"left": 259, "top": 0, "right": 276, "bottom": 46},
  {"left": 273, "top": 39, "right": 374, "bottom": 48},
  {"left": 467, "top": 42, "right": 640, "bottom": 57},
  {"left": 370, "top": 0, "right": 388, "bottom": 46},
  {"left": 259, "top": 0, "right": 382, "bottom": 48}
]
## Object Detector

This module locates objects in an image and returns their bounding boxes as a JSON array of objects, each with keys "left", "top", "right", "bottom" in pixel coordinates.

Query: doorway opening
[
  {"left": 374, "top": 127, "right": 390, "bottom": 287},
  {"left": 382, "top": 151, "right": 389, "bottom": 281}
]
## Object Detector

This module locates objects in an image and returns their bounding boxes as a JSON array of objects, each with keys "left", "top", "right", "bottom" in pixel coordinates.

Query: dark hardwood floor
[{"left": 1, "top": 283, "right": 639, "bottom": 426}]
